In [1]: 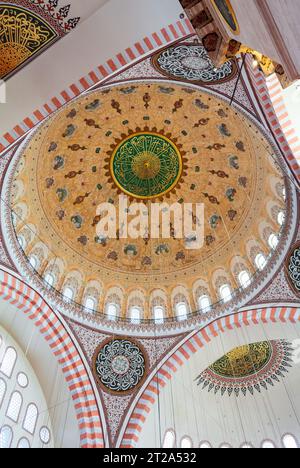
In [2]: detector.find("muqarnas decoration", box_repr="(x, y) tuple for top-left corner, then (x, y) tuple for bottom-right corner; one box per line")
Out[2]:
(196, 340), (294, 397)
(0, 0), (80, 78)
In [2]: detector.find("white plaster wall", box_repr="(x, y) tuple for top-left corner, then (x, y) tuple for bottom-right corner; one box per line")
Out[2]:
(220, 0), (282, 63)
(265, 0), (300, 74)
(138, 320), (300, 448)
(0, 0), (183, 137)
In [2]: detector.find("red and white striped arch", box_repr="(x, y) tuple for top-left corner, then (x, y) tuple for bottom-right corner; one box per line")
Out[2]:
(266, 74), (300, 167)
(244, 54), (300, 185)
(120, 306), (300, 448)
(0, 270), (105, 448)
(0, 18), (194, 154)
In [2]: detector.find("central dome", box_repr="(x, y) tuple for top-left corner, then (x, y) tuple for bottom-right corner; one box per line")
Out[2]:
(110, 131), (182, 199)
(9, 81), (288, 329)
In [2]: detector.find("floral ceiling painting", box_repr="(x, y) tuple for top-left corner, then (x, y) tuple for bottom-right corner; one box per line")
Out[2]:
(196, 340), (294, 397)
(0, 0), (80, 79)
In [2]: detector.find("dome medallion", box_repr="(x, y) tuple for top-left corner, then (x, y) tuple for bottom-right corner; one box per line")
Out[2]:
(93, 339), (146, 393)
(110, 132), (183, 200)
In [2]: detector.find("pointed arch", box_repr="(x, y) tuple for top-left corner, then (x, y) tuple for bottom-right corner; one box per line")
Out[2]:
(0, 270), (105, 448)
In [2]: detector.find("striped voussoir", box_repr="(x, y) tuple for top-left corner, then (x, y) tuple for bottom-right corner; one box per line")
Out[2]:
(245, 55), (300, 184)
(0, 19), (194, 155)
(0, 270), (104, 448)
(266, 74), (300, 174)
(120, 306), (300, 448)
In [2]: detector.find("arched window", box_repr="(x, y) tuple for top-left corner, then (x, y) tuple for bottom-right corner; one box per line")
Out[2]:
(199, 441), (212, 448)
(0, 378), (6, 408)
(0, 347), (17, 378)
(176, 302), (188, 321)
(0, 425), (13, 448)
(154, 306), (164, 324)
(219, 284), (232, 303)
(241, 443), (253, 448)
(198, 295), (211, 313)
(6, 391), (22, 422)
(63, 287), (74, 302)
(262, 440), (276, 448)
(238, 271), (251, 289)
(268, 234), (279, 250)
(278, 211), (285, 226)
(44, 273), (54, 287)
(181, 436), (192, 448)
(255, 253), (267, 271)
(106, 303), (118, 321)
(282, 187), (287, 201)
(29, 256), (38, 270)
(282, 434), (298, 448)
(163, 430), (175, 448)
(130, 307), (141, 324)
(84, 297), (96, 311)
(23, 404), (38, 434)
(17, 235), (26, 250)
(220, 443), (232, 448)
(18, 438), (30, 448)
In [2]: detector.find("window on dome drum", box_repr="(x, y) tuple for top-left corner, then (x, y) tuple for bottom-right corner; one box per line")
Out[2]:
(219, 284), (232, 303)
(17, 438), (30, 448)
(181, 437), (192, 448)
(282, 434), (298, 448)
(23, 403), (38, 434)
(154, 306), (164, 324)
(278, 211), (285, 226)
(241, 443), (253, 448)
(84, 297), (96, 311)
(62, 287), (74, 302)
(238, 271), (251, 289)
(29, 256), (38, 270)
(130, 307), (141, 324)
(262, 440), (276, 448)
(0, 378), (6, 407)
(220, 443), (232, 448)
(163, 430), (175, 448)
(176, 302), (188, 321)
(6, 391), (22, 422)
(106, 303), (118, 321)
(282, 187), (287, 201)
(0, 425), (13, 448)
(44, 273), (54, 287)
(17, 235), (26, 250)
(198, 295), (211, 313)
(255, 253), (267, 271)
(268, 234), (279, 250)
(0, 347), (17, 378)
(199, 441), (212, 448)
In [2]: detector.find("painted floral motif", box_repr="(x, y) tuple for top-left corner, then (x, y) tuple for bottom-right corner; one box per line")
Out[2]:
(196, 340), (294, 397)
(94, 339), (146, 393)
(153, 44), (236, 84)
(288, 247), (300, 293)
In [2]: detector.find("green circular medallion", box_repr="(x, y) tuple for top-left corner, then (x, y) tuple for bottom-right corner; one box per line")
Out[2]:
(110, 132), (182, 199)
